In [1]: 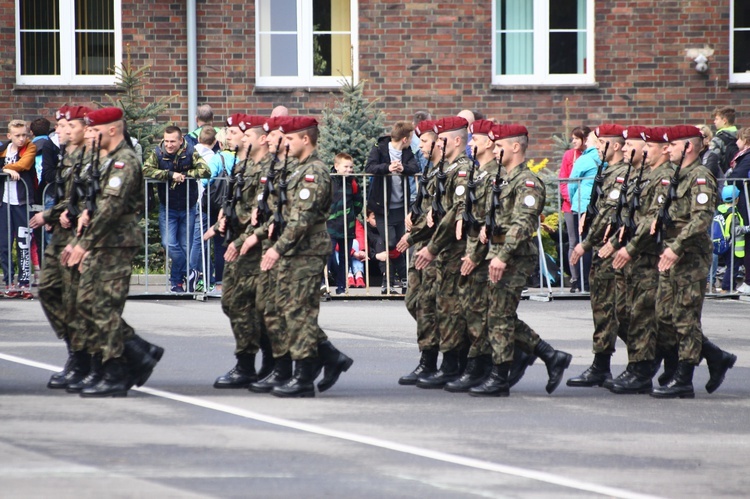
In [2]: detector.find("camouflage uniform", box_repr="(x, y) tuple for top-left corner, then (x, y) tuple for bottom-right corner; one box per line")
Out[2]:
(653, 161), (716, 364)
(74, 140), (143, 363)
(220, 153), (268, 356)
(580, 160), (630, 354)
(425, 152), (472, 354)
(484, 162), (545, 364)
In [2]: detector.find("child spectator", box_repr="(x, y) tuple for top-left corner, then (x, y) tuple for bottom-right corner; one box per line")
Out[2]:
(327, 153), (364, 294)
(189, 126), (218, 291)
(713, 185), (746, 292)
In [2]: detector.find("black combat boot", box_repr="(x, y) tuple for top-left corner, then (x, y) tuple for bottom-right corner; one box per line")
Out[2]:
(123, 335), (164, 388)
(444, 355), (492, 392)
(47, 340), (75, 388)
(213, 352), (257, 388)
(257, 334), (275, 380)
(701, 339), (737, 394)
(657, 346), (679, 386)
(80, 357), (131, 398)
(398, 348), (439, 385)
(66, 354), (103, 393)
(610, 361), (653, 394)
(317, 340), (354, 392)
(508, 348), (537, 388)
(534, 340), (573, 394)
(603, 363), (633, 390)
(468, 362), (512, 397)
(249, 354), (293, 393)
(48, 350), (90, 389)
(271, 357), (317, 398)
(650, 362), (695, 399)
(566, 352), (611, 388)
(416, 349), (461, 389)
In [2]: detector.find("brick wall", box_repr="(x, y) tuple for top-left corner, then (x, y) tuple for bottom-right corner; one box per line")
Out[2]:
(1, 0), (749, 163)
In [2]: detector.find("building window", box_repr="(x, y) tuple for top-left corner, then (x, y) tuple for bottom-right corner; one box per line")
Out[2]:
(256, 0), (358, 88)
(731, 0), (750, 83)
(492, 0), (594, 86)
(16, 0), (121, 86)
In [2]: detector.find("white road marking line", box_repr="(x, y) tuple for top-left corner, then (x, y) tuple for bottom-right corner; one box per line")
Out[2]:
(0, 352), (663, 499)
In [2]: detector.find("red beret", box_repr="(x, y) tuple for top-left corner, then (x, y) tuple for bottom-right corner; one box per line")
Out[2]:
(435, 117), (468, 134)
(65, 106), (92, 121)
(239, 115), (268, 131)
(55, 106), (70, 121)
(664, 125), (702, 142)
(415, 120), (437, 137)
(226, 113), (249, 129)
(641, 126), (670, 143)
(280, 116), (318, 134)
(469, 119), (495, 136)
(263, 116), (288, 133)
(84, 107), (123, 126)
(595, 124), (625, 138)
(489, 124), (528, 141)
(623, 125), (648, 140)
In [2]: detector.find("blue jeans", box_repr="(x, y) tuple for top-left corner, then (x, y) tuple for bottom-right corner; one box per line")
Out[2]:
(158, 204), (197, 287)
(190, 209), (211, 284)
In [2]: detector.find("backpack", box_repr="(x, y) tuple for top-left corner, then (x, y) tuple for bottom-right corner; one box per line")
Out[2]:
(205, 153), (230, 218)
(716, 131), (740, 173)
(712, 212), (731, 255)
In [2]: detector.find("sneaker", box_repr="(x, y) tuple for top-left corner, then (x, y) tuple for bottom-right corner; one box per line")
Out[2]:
(195, 278), (205, 292)
(171, 284), (185, 293)
(335, 287), (346, 295)
(570, 279), (580, 293)
(355, 275), (366, 288)
(186, 270), (199, 292)
(347, 274), (355, 287)
(736, 282), (750, 294)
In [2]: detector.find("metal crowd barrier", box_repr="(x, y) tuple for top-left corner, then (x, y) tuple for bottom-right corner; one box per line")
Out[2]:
(0, 174), (33, 293)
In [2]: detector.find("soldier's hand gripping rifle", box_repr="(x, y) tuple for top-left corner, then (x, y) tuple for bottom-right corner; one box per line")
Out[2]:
(461, 145), (480, 240)
(410, 139), (436, 218)
(223, 145), (251, 245)
(52, 144), (67, 205)
(605, 149), (635, 241)
(430, 137), (449, 224)
(67, 144), (87, 228)
(258, 136), (283, 224)
(654, 140), (689, 245)
(580, 141), (609, 240)
(622, 150), (648, 244)
(84, 134), (103, 216)
(485, 149), (506, 240)
(270, 144), (290, 242)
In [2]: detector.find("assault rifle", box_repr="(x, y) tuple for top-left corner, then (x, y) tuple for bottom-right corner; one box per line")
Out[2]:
(67, 144), (87, 228)
(605, 149), (635, 242)
(654, 141), (689, 245)
(430, 137), (449, 223)
(258, 136), (283, 224)
(621, 150), (648, 244)
(485, 149), (506, 239)
(410, 139), (436, 218)
(53, 144), (67, 205)
(85, 134), (103, 215)
(223, 145), (251, 245)
(580, 141), (609, 241)
(461, 145), (480, 239)
(270, 144), (290, 242)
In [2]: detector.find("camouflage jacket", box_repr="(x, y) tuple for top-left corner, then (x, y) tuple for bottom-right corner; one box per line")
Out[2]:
(43, 146), (84, 247)
(580, 160), (627, 252)
(405, 167), (439, 247)
(229, 152), (271, 258)
(426, 152), (472, 256)
(485, 160), (545, 263)
(623, 161), (675, 257)
(464, 158), (500, 265)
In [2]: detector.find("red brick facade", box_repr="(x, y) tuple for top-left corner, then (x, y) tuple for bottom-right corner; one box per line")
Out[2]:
(2, 1), (749, 161)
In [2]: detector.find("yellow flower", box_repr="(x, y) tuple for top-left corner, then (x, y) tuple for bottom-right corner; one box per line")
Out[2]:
(527, 158), (549, 173)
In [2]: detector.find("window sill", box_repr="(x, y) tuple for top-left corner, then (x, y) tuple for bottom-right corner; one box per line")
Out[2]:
(14, 84), (119, 92)
(490, 83), (599, 91)
(254, 86), (344, 94)
(728, 82), (750, 89)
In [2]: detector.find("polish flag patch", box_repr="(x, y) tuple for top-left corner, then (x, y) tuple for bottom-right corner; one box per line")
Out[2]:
(305, 174), (315, 182)
(114, 161), (125, 169)
(661, 179), (671, 185)
(525, 180), (535, 187)
(458, 171), (467, 177)
(260, 177), (267, 184)
(616, 176), (625, 183)
(696, 178), (706, 185)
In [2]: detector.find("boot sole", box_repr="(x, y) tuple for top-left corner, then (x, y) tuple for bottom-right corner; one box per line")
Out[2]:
(706, 354), (737, 394)
(80, 390), (128, 398)
(397, 377), (418, 386)
(468, 391), (510, 397)
(649, 391), (695, 399)
(213, 382), (255, 389)
(609, 385), (653, 395)
(271, 389), (315, 398)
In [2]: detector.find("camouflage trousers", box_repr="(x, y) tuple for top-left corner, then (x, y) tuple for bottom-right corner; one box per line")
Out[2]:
(589, 252), (627, 354)
(486, 255), (541, 365)
(405, 242), (439, 351)
(77, 247), (138, 362)
(435, 246), (468, 353)
(656, 251), (710, 364)
(38, 244), (74, 344)
(625, 253), (659, 362)
(221, 251), (262, 355)
(459, 260), (491, 358)
(273, 254), (328, 360)
(256, 242), (287, 358)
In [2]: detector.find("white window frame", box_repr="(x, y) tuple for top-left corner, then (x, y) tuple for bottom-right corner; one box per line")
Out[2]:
(491, 0), (595, 86)
(255, 0), (359, 88)
(15, 0), (122, 86)
(730, 1), (750, 84)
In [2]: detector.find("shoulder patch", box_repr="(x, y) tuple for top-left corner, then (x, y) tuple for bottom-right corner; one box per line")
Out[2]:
(525, 180), (536, 188)
(616, 176), (625, 184)
(260, 177), (267, 184)
(305, 174), (315, 182)
(445, 164), (459, 173)
(114, 161), (125, 169)
(661, 179), (670, 186)
(696, 178), (706, 185)
(458, 171), (467, 177)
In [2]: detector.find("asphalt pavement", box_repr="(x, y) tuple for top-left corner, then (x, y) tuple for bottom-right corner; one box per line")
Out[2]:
(1, 295), (749, 498)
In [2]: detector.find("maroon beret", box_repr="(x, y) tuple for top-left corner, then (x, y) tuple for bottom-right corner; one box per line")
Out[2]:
(55, 106), (70, 121)
(263, 116), (287, 133)
(280, 116), (318, 134)
(435, 117), (468, 134)
(623, 125), (648, 140)
(84, 107), (123, 126)
(65, 106), (92, 121)
(641, 126), (670, 143)
(226, 113), (249, 129)
(595, 124), (625, 138)
(239, 115), (268, 131)
(664, 125), (702, 142)
(415, 120), (437, 137)
(469, 119), (495, 136)
(489, 124), (528, 141)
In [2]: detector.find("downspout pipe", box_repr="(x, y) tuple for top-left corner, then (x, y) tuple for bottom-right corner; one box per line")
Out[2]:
(187, 0), (197, 130)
